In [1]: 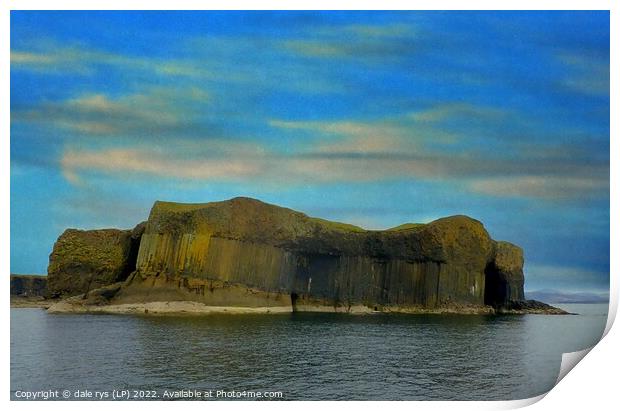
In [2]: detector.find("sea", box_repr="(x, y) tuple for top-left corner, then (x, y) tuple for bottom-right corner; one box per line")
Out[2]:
(10, 303), (608, 401)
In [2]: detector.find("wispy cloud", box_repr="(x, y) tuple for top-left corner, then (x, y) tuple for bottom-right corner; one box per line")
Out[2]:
(282, 23), (417, 61)
(11, 43), (214, 80)
(556, 51), (609, 96)
(409, 103), (508, 123)
(270, 118), (426, 152)
(11, 51), (55, 65)
(58, 111), (609, 203)
(12, 46), (140, 75)
(61, 140), (267, 184)
(268, 112), (608, 200)
(11, 37), (350, 95)
(14, 74), (607, 203)
(344, 23), (416, 38)
(59, 144), (608, 202)
(13, 86), (211, 137)
(11, 17), (609, 205)
(468, 176), (608, 200)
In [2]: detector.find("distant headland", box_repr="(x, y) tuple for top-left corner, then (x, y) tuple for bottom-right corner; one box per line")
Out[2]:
(13, 197), (566, 315)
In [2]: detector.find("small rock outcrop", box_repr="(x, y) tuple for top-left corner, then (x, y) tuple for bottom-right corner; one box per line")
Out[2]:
(10, 274), (47, 297)
(498, 299), (568, 315)
(47, 223), (144, 297)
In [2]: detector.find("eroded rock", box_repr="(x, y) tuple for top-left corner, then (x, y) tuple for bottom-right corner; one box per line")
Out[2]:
(47, 222), (145, 297)
(484, 241), (525, 308)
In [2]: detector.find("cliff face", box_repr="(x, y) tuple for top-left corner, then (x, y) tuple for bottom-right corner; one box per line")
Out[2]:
(485, 242), (525, 307)
(10, 274), (48, 297)
(47, 223), (144, 297)
(106, 197), (522, 311)
(45, 197), (528, 312)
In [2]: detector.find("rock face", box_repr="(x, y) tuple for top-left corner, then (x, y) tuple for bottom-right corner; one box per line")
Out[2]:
(46, 197), (539, 313)
(484, 241), (525, 307)
(102, 197), (521, 311)
(47, 223), (144, 297)
(10, 274), (47, 297)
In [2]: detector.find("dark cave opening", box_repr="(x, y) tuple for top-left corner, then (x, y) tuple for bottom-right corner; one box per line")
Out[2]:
(291, 292), (299, 311)
(484, 263), (506, 307)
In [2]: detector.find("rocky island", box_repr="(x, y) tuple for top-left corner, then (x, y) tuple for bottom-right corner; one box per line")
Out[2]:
(31, 197), (564, 315)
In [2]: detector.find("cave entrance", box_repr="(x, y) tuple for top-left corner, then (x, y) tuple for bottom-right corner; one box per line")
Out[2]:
(484, 263), (505, 307)
(291, 292), (299, 312)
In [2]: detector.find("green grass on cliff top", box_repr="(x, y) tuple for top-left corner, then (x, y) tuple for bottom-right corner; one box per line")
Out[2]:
(310, 217), (366, 232)
(153, 198), (425, 233)
(386, 223), (426, 231)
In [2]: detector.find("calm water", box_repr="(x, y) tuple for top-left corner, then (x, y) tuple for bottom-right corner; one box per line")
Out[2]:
(10, 304), (608, 400)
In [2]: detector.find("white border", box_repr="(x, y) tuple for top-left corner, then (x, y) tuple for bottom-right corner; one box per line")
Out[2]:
(2, 1), (617, 410)
(0, 1), (616, 11)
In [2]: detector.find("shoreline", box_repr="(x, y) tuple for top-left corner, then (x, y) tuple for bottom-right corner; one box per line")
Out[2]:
(10, 297), (54, 309)
(40, 299), (569, 316)
(47, 300), (295, 315)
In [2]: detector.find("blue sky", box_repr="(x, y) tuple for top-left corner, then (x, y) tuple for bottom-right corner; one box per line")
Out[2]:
(10, 11), (609, 293)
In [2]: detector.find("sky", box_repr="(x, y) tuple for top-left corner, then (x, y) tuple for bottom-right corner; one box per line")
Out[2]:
(10, 11), (609, 293)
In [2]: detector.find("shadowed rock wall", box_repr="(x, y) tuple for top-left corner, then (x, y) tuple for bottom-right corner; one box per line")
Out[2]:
(485, 241), (525, 307)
